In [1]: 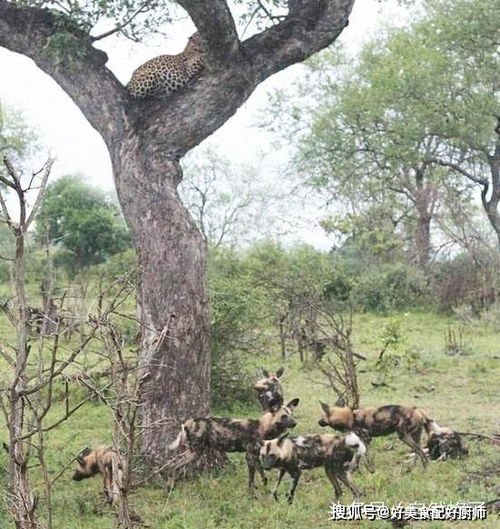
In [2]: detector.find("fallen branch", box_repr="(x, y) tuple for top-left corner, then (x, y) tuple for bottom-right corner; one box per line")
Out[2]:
(456, 432), (500, 444)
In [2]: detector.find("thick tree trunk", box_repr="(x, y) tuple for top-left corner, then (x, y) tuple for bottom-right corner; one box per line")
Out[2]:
(414, 212), (432, 268)
(484, 193), (500, 247)
(483, 132), (500, 248)
(413, 167), (436, 269)
(112, 143), (210, 463)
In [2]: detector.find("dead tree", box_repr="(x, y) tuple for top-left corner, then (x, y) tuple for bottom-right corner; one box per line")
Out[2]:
(0, 155), (113, 529)
(311, 304), (365, 408)
(91, 279), (141, 528)
(0, 155), (52, 529)
(0, 0), (355, 465)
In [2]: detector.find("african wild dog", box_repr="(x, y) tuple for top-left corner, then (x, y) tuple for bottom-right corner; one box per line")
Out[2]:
(72, 445), (125, 505)
(426, 427), (468, 461)
(254, 367), (284, 411)
(168, 398), (300, 490)
(318, 401), (442, 467)
(260, 432), (368, 504)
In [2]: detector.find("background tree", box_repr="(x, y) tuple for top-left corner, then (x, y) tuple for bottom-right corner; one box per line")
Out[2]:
(410, 0), (500, 246)
(0, 101), (37, 162)
(35, 175), (131, 276)
(245, 241), (336, 361)
(0, 0), (356, 464)
(0, 101), (39, 281)
(180, 149), (288, 249)
(267, 0), (499, 265)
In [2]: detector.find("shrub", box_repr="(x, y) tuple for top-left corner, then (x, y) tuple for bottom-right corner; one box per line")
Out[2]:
(352, 263), (428, 313)
(431, 252), (499, 313)
(209, 248), (269, 408)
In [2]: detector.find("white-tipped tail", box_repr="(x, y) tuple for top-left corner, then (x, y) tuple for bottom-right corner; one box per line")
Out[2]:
(345, 432), (366, 456)
(168, 424), (186, 451)
(426, 420), (453, 436)
(108, 454), (124, 505)
(295, 436), (306, 447)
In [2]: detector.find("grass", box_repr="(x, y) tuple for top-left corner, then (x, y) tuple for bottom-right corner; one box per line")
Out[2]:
(1, 310), (500, 528)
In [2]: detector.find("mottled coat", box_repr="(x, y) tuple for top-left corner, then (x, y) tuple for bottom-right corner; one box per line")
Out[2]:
(168, 398), (300, 489)
(318, 402), (439, 466)
(260, 432), (367, 503)
(72, 445), (125, 505)
(253, 367), (284, 411)
(426, 429), (468, 460)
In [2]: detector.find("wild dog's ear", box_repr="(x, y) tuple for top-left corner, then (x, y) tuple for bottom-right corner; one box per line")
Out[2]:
(355, 428), (372, 445)
(334, 396), (346, 407)
(262, 369), (270, 378)
(286, 398), (300, 409)
(277, 432), (289, 446)
(319, 401), (330, 414)
(76, 447), (91, 464)
(268, 395), (282, 412)
(276, 367), (284, 378)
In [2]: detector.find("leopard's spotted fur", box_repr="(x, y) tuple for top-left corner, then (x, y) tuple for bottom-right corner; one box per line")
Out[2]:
(127, 33), (205, 99)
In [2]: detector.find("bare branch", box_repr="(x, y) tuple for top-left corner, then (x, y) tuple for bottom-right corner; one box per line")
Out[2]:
(0, 1), (128, 139)
(25, 158), (54, 229)
(0, 188), (13, 229)
(430, 157), (489, 186)
(91, 1), (150, 42)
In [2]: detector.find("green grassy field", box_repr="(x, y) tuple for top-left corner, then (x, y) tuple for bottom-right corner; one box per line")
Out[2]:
(1, 311), (499, 528)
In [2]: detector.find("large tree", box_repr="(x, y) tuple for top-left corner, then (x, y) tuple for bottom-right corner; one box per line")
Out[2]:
(0, 0), (355, 472)
(266, 0), (499, 263)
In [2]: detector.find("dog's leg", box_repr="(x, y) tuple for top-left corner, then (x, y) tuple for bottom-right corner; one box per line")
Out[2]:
(272, 468), (286, 501)
(246, 450), (256, 492)
(286, 468), (301, 504)
(337, 471), (362, 498)
(255, 456), (268, 487)
(411, 427), (423, 447)
(399, 431), (428, 468)
(325, 464), (343, 499)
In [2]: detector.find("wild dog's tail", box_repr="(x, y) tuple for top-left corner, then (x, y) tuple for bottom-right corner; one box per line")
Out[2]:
(415, 408), (452, 436)
(345, 432), (367, 457)
(344, 431), (369, 472)
(168, 424), (187, 451)
(108, 450), (125, 505)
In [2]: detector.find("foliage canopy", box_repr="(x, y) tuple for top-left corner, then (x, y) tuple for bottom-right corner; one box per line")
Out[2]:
(35, 175), (131, 274)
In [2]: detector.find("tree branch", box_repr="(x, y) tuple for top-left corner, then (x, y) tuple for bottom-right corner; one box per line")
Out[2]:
(91, 1), (151, 42)
(430, 157), (489, 186)
(245, 0), (354, 84)
(0, 1), (128, 140)
(176, 0), (240, 62)
(142, 0), (355, 156)
(25, 158), (54, 229)
(1, 0), (354, 165)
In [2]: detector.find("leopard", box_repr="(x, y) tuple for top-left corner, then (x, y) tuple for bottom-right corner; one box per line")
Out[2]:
(126, 32), (205, 99)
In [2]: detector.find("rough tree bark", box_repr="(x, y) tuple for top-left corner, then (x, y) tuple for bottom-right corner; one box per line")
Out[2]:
(0, 0), (355, 464)
(413, 166), (437, 268)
